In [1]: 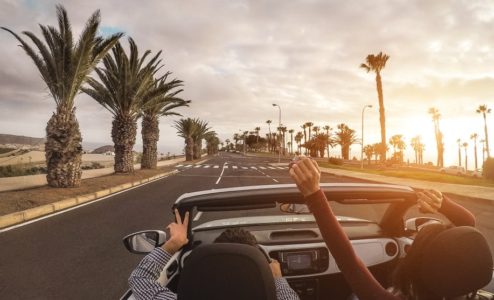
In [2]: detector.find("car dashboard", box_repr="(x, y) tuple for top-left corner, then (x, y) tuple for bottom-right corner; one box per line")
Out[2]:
(190, 218), (406, 300)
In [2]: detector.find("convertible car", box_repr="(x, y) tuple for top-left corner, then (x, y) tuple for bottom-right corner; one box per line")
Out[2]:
(120, 183), (494, 300)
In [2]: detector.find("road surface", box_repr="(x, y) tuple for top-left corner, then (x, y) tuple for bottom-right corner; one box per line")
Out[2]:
(0, 152), (492, 299)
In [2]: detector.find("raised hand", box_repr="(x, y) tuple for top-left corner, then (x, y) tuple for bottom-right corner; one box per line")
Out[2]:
(289, 156), (321, 197)
(417, 190), (443, 214)
(162, 209), (190, 254)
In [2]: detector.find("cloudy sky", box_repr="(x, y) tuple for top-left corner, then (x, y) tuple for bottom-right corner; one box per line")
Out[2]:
(1, 0), (494, 168)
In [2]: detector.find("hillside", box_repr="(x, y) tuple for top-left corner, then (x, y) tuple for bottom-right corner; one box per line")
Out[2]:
(0, 134), (45, 146)
(91, 145), (114, 154)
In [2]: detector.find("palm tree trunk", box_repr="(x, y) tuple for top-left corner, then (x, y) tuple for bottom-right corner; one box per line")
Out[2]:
(193, 139), (201, 159)
(484, 113), (490, 157)
(45, 108), (83, 187)
(375, 72), (386, 163)
(141, 114), (159, 169)
(474, 141), (478, 169)
(112, 114), (137, 173)
(185, 137), (194, 161)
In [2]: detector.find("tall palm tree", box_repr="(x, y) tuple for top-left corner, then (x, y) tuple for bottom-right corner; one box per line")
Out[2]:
(361, 52), (390, 163)
(301, 124), (308, 155)
(140, 74), (189, 169)
(83, 38), (162, 173)
(471, 133), (478, 169)
(204, 131), (220, 155)
(2, 5), (122, 187)
(323, 125), (332, 159)
(477, 105), (491, 158)
(313, 126), (320, 135)
(480, 139), (486, 163)
(335, 123), (358, 160)
(305, 122), (314, 140)
(428, 107), (444, 167)
(174, 118), (197, 161)
(463, 142), (469, 170)
(410, 136), (419, 164)
(295, 132), (304, 154)
(456, 138), (462, 166)
(266, 120), (272, 152)
(288, 129), (294, 154)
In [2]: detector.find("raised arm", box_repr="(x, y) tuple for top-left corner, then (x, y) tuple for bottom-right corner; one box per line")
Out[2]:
(289, 157), (399, 300)
(417, 190), (475, 227)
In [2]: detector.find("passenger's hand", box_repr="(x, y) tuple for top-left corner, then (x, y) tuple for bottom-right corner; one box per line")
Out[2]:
(162, 209), (189, 254)
(289, 156), (321, 197)
(269, 259), (282, 279)
(417, 190), (443, 214)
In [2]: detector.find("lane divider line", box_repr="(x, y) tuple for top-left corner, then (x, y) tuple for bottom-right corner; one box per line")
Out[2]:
(215, 162), (227, 185)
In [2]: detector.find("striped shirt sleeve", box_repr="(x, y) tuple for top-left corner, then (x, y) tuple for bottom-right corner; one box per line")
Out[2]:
(128, 247), (176, 300)
(274, 278), (301, 300)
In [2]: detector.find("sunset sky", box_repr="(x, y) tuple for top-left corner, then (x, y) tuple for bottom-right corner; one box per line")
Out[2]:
(1, 0), (494, 169)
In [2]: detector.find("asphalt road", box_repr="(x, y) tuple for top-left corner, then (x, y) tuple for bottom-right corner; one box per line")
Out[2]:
(0, 152), (493, 299)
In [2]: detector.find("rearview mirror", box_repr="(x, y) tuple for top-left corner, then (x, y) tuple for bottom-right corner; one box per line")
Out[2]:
(123, 230), (167, 254)
(404, 217), (442, 232)
(279, 203), (310, 214)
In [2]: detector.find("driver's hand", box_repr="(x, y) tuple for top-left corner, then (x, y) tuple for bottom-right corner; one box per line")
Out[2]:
(417, 190), (443, 214)
(289, 156), (321, 197)
(162, 209), (189, 254)
(269, 259), (282, 279)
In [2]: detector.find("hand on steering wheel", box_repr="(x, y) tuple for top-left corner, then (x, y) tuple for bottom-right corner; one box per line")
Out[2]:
(417, 189), (443, 214)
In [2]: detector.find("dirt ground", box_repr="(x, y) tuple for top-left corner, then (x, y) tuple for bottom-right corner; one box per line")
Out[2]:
(0, 166), (174, 216)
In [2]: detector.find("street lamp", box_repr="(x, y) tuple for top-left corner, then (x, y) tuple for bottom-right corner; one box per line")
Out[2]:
(361, 104), (373, 169)
(272, 103), (281, 163)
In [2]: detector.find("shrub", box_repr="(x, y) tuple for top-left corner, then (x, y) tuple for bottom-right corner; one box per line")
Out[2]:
(483, 158), (494, 180)
(328, 157), (343, 165)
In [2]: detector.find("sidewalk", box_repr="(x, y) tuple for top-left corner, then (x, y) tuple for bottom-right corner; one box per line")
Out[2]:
(0, 157), (185, 192)
(321, 167), (494, 201)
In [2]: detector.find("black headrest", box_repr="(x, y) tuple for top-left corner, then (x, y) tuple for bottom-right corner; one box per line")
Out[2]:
(419, 226), (493, 298)
(177, 243), (277, 300)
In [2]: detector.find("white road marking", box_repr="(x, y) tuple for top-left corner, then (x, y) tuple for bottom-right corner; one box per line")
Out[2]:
(213, 165), (219, 168)
(193, 211), (203, 221)
(204, 165), (210, 168)
(232, 166), (238, 169)
(242, 167), (248, 170)
(194, 165), (201, 168)
(176, 164), (183, 167)
(268, 167), (276, 169)
(272, 178), (279, 182)
(185, 165), (192, 168)
(215, 162), (227, 185)
(277, 167), (285, 170)
(259, 167), (266, 169)
(251, 166), (257, 170)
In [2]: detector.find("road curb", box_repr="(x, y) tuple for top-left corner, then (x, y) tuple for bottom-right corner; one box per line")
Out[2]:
(0, 170), (178, 229)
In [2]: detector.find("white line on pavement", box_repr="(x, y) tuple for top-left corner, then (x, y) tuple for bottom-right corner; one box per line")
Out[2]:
(176, 164), (183, 167)
(232, 166), (238, 169)
(215, 162), (227, 185)
(213, 165), (219, 168)
(204, 165), (210, 168)
(251, 166), (257, 169)
(242, 167), (248, 170)
(185, 165), (192, 168)
(268, 167), (276, 169)
(259, 167), (266, 169)
(194, 165), (201, 168)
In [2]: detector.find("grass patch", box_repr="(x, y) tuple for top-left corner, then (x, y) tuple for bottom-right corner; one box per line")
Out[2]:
(319, 162), (494, 188)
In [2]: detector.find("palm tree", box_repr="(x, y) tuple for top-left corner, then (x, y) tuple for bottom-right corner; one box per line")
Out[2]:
(477, 105), (491, 158)
(389, 135), (406, 163)
(83, 38), (162, 173)
(192, 120), (212, 159)
(295, 132), (303, 154)
(278, 126), (287, 155)
(480, 139), (486, 163)
(205, 131), (220, 155)
(288, 129), (295, 154)
(174, 118), (197, 161)
(305, 122), (314, 141)
(361, 52), (390, 163)
(335, 123), (358, 160)
(363, 145), (374, 165)
(233, 133), (240, 151)
(266, 120), (272, 152)
(428, 107), (444, 167)
(313, 126), (320, 135)
(410, 136), (419, 164)
(140, 74), (189, 169)
(2, 5), (122, 187)
(323, 125), (332, 158)
(301, 124), (308, 155)
(463, 142), (469, 170)
(225, 139), (231, 151)
(456, 138), (462, 166)
(471, 133), (478, 169)
(255, 127), (261, 144)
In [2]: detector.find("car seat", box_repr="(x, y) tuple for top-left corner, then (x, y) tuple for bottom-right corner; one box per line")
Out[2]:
(177, 243), (277, 300)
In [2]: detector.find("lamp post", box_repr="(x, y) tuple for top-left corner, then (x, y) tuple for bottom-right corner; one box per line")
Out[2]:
(273, 103), (281, 163)
(361, 104), (372, 169)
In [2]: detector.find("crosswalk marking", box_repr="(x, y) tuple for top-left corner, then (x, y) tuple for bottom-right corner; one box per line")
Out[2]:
(176, 164), (288, 171)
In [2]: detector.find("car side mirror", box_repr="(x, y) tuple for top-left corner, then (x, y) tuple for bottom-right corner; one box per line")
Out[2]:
(404, 217), (442, 232)
(123, 230), (167, 254)
(279, 203), (310, 214)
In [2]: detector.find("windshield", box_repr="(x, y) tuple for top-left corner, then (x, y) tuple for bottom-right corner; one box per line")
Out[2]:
(192, 202), (390, 228)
